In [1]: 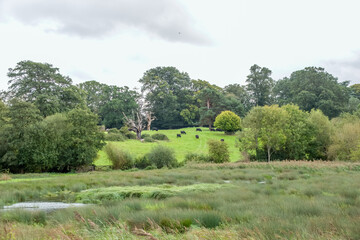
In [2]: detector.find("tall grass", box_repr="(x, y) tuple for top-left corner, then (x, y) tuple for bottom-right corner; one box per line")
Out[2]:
(0, 162), (360, 239)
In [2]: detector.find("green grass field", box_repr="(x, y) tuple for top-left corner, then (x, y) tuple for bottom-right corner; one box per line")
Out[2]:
(94, 127), (242, 166)
(1, 161), (360, 239)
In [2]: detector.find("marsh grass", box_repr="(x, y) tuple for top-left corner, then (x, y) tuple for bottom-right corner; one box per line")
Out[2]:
(0, 162), (360, 239)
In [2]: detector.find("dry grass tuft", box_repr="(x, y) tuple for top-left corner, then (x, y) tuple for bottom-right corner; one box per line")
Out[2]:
(0, 173), (11, 181)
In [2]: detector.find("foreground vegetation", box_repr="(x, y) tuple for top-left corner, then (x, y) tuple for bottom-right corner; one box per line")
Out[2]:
(1, 161), (360, 239)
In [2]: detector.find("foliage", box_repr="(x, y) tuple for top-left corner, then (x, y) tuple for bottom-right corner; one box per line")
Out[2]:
(143, 136), (156, 142)
(0, 104), (105, 173)
(5, 60), (85, 117)
(273, 67), (350, 118)
(214, 111), (241, 134)
(198, 87), (224, 129)
(184, 153), (210, 163)
(246, 64), (274, 106)
(207, 139), (230, 163)
(147, 145), (178, 168)
(139, 66), (193, 129)
(105, 143), (134, 170)
(307, 109), (332, 159)
(151, 133), (169, 141)
(104, 133), (126, 141)
(239, 105), (288, 162)
(79, 81), (139, 128)
(134, 156), (152, 169)
(328, 116), (360, 161)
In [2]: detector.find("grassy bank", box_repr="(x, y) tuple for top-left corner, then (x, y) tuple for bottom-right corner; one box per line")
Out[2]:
(0, 161), (360, 239)
(94, 127), (242, 166)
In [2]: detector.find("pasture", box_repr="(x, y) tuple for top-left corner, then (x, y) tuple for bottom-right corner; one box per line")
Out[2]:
(94, 127), (242, 166)
(0, 161), (360, 239)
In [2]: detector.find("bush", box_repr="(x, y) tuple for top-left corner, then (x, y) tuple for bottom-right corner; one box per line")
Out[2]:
(147, 145), (178, 169)
(107, 128), (120, 134)
(184, 153), (210, 163)
(104, 133), (126, 141)
(143, 136), (156, 142)
(134, 156), (152, 169)
(125, 132), (137, 139)
(151, 133), (169, 141)
(208, 139), (230, 163)
(141, 133), (151, 139)
(214, 111), (241, 134)
(105, 143), (134, 170)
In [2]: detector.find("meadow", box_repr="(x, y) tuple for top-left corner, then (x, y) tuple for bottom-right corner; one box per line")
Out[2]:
(1, 161), (360, 239)
(94, 127), (242, 166)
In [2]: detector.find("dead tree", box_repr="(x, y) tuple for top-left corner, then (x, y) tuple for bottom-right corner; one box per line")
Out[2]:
(146, 112), (156, 131)
(123, 110), (145, 140)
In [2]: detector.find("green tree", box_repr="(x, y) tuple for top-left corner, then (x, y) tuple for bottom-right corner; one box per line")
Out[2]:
(224, 83), (251, 113)
(239, 105), (288, 162)
(5, 61), (84, 117)
(273, 104), (313, 160)
(79, 81), (139, 128)
(139, 67), (192, 129)
(198, 87), (224, 129)
(307, 109), (332, 159)
(0, 99), (42, 172)
(58, 108), (105, 171)
(246, 64), (274, 106)
(208, 139), (230, 163)
(273, 67), (350, 118)
(214, 110), (241, 134)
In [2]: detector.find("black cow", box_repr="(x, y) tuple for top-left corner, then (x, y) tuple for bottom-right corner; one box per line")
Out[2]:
(195, 135), (199, 139)
(177, 134), (181, 138)
(181, 131), (186, 134)
(196, 128), (202, 132)
(153, 127), (158, 131)
(216, 128), (223, 132)
(220, 139), (224, 142)
(210, 128), (216, 131)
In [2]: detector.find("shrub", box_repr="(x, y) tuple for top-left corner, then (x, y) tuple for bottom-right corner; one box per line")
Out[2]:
(184, 153), (210, 163)
(126, 132), (137, 139)
(134, 156), (152, 169)
(151, 133), (169, 141)
(104, 133), (126, 141)
(141, 133), (151, 139)
(105, 143), (134, 170)
(147, 145), (178, 168)
(208, 139), (230, 163)
(144, 136), (156, 142)
(214, 111), (241, 134)
(107, 128), (120, 134)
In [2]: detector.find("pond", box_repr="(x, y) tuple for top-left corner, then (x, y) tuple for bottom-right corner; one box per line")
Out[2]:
(2, 202), (88, 212)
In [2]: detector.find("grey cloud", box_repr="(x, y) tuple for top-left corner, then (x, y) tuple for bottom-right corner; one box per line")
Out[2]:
(0, 0), (211, 45)
(324, 54), (360, 84)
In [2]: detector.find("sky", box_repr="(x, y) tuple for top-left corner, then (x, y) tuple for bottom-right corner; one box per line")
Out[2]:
(0, 0), (360, 92)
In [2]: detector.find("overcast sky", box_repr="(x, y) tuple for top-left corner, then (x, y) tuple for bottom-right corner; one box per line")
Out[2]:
(0, 0), (360, 92)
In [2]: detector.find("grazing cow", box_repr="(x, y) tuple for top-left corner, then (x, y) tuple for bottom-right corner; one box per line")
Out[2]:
(195, 135), (199, 139)
(196, 128), (202, 132)
(210, 128), (216, 131)
(153, 127), (158, 131)
(216, 128), (223, 132)
(177, 134), (181, 138)
(220, 139), (224, 142)
(181, 131), (186, 134)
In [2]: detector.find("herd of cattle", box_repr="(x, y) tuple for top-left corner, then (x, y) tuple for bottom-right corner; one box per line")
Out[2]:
(168, 128), (225, 141)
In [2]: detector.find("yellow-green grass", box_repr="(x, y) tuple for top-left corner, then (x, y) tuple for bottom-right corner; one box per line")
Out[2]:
(94, 127), (242, 166)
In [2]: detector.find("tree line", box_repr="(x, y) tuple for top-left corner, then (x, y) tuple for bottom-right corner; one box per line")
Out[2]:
(0, 60), (360, 172)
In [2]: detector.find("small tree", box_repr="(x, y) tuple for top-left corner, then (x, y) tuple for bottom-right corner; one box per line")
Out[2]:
(208, 139), (230, 163)
(214, 111), (241, 134)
